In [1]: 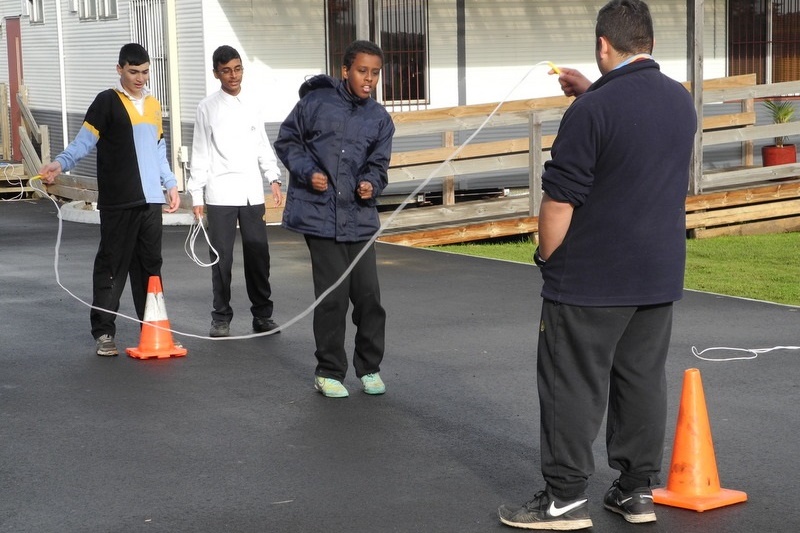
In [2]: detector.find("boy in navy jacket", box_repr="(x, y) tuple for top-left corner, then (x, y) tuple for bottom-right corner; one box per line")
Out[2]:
(275, 40), (395, 398)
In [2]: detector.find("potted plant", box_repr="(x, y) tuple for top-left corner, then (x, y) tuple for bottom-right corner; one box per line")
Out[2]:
(761, 99), (797, 167)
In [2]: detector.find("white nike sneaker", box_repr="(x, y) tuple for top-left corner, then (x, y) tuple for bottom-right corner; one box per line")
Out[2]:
(498, 488), (592, 530)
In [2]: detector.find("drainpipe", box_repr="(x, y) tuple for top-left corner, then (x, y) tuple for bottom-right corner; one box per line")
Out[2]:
(55, 0), (68, 151)
(164, 0), (185, 190)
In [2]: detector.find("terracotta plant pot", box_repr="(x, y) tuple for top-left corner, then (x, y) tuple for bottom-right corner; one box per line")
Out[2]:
(762, 144), (797, 167)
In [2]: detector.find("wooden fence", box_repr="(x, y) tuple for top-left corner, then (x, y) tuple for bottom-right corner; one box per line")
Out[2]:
(6, 75), (800, 243)
(378, 74), (800, 245)
(0, 84), (50, 197)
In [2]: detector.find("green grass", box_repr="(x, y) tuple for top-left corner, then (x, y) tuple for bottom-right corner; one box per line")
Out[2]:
(434, 232), (800, 306)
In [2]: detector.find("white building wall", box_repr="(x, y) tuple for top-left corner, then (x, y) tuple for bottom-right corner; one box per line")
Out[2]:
(17, 2), (131, 115)
(426, 0), (459, 108)
(191, 0), (326, 124)
(460, 0), (729, 105)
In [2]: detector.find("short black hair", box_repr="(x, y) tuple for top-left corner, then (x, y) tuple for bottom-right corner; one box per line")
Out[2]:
(596, 0), (654, 55)
(118, 43), (150, 67)
(212, 45), (241, 71)
(342, 40), (384, 69)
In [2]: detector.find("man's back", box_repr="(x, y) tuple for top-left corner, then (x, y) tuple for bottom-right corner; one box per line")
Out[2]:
(541, 60), (697, 306)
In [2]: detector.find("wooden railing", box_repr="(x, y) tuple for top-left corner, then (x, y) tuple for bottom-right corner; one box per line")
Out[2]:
(7, 75), (800, 242)
(378, 74), (800, 243)
(0, 84), (49, 197)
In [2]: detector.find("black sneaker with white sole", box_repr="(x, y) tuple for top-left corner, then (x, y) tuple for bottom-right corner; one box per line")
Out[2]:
(603, 480), (657, 523)
(498, 488), (592, 530)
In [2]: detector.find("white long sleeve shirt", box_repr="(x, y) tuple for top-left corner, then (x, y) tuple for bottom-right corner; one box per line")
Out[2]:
(187, 88), (281, 207)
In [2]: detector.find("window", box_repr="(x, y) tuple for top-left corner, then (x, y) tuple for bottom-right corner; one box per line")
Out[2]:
(77, 0), (116, 20)
(729, 0), (800, 83)
(130, 0), (170, 116)
(380, 0), (428, 108)
(78, 0), (97, 20)
(326, 0), (429, 110)
(99, 0), (118, 19)
(27, 0), (44, 23)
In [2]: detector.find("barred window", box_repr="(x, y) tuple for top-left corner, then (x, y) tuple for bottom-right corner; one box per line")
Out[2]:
(130, 0), (170, 116)
(326, 0), (429, 110)
(729, 0), (800, 83)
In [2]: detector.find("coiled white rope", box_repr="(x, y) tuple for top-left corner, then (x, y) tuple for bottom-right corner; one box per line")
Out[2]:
(1, 163), (27, 201)
(691, 345), (800, 362)
(184, 216), (219, 267)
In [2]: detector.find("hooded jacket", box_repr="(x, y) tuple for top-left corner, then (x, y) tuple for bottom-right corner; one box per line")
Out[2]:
(274, 75), (395, 241)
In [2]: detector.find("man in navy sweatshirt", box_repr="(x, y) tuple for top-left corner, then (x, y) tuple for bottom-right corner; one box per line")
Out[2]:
(498, 1), (697, 529)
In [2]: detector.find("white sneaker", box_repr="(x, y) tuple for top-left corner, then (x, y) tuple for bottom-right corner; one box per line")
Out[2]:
(360, 373), (386, 395)
(314, 376), (349, 398)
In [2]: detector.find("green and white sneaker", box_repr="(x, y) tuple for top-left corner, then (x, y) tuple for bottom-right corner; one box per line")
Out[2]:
(360, 373), (386, 395)
(314, 376), (349, 398)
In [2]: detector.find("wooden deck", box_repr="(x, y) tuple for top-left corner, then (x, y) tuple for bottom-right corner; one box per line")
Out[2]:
(376, 180), (800, 247)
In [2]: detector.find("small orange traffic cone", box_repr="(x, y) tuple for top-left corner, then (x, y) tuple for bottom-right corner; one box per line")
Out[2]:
(653, 368), (747, 511)
(126, 276), (188, 360)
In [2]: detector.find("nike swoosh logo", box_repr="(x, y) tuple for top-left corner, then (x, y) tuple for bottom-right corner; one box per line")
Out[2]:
(548, 499), (587, 517)
(621, 495), (654, 504)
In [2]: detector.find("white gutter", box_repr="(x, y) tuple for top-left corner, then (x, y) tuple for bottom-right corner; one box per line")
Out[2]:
(55, 0), (68, 151)
(164, 0), (184, 190)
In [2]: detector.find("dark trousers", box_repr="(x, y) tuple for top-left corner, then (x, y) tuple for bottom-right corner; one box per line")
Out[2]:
(91, 204), (163, 339)
(206, 203), (273, 323)
(304, 235), (385, 381)
(537, 300), (672, 499)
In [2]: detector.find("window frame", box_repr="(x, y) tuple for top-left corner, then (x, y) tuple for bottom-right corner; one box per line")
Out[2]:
(728, 0), (800, 84)
(99, 0), (118, 20)
(27, 0), (45, 23)
(325, 0), (430, 110)
(78, 0), (98, 21)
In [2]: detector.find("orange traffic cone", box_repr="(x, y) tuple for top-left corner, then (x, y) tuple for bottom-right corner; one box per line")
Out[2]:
(126, 276), (188, 360)
(653, 368), (747, 511)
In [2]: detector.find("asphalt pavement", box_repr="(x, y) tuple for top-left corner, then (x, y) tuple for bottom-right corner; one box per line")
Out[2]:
(1, 198), (799, 532)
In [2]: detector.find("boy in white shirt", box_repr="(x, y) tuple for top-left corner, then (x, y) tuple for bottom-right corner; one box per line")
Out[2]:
(188, 45), (282, 337)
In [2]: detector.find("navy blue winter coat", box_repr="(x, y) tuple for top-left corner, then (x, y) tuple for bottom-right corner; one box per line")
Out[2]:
(274, 75), (395, 242)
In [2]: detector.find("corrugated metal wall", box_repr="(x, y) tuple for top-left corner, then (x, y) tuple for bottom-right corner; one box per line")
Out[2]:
(20, 2), (130, 116)
(174, 0), (206, 152)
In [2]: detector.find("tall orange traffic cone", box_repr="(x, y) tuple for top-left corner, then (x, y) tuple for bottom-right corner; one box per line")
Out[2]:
(126, 276), (188, 360)
(653, 368), (747, 511)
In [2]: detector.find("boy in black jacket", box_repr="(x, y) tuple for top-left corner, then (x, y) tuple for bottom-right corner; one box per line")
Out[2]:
(40, 43), (180, 357)
(274, 40), (395, 398)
